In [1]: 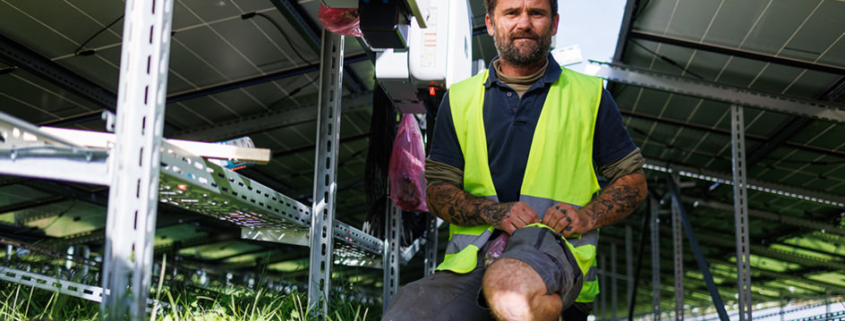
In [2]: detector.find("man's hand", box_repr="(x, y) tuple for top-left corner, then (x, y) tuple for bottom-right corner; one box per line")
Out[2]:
(494, 202), (540, 235)
(542, 172), (648, 237)
(427, 181), (540, 234)
(542, 202), (590, 237)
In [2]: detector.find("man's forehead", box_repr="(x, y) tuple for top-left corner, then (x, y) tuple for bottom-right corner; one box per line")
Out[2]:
(494, 0), (552, 11)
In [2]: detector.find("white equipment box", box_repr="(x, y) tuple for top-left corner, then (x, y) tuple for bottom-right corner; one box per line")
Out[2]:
(375, 0), (472, 113)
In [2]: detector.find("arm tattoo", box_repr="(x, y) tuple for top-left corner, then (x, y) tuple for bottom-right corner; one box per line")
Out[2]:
(427, 181), (512, 227)
(582, 173), (646, 230)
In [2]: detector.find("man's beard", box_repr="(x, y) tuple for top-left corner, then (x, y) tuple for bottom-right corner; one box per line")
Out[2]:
(493, 27), (552, 66)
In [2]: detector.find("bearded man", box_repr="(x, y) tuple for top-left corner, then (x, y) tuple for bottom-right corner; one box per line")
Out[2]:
(381, 0), (647, 320)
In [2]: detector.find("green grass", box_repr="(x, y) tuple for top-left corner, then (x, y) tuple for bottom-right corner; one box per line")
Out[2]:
(0, 280), (381, 321)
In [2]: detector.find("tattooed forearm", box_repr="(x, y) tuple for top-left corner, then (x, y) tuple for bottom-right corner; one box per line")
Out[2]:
(427, 181), (512, 227)
(581, 173), (647, 230)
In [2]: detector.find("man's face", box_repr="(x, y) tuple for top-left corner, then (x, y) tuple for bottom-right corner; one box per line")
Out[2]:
(486, 0), (559, 66)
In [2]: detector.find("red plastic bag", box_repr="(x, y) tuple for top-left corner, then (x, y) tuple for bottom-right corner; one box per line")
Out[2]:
(317, 4), (363, 37)
(389, 114), (428, 212)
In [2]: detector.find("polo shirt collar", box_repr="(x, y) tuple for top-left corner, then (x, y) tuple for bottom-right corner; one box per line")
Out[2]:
(483, 53), (563, 89)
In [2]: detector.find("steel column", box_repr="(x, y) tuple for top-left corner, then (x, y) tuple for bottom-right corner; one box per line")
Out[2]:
(101, 0), (174, 318)
(383, 200), (401, 312)
(601, 254), (607, 321)
(625, 225), (634, 320)
(666, 178), (729, 321)
(671, 175), (684, 321)
(612, 244), (619, 321)
(308, 29), (345, 317)
(732, 105), (753, 321)
(650, 196), (661, 321)
(423, 213), (439, 276)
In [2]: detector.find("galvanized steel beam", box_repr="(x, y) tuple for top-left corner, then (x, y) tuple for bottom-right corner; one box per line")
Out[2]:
(732, 105), (753, 321)
(667, 177), (730, 321)
(308, 29), (345, 317)
(101, 0), (174, 318)
(594, 62), (845, 124)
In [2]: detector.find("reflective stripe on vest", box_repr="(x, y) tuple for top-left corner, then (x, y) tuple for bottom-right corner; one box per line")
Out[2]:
(436, 67), (604, 303)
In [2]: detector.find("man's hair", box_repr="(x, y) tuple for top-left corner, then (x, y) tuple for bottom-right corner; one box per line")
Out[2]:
(484, 0), (558, 19)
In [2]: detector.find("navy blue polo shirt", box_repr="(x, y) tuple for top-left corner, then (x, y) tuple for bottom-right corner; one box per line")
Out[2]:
(428, 55), (637, 203)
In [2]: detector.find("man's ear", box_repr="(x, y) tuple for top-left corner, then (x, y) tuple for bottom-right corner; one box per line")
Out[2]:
(552, 14), (559, 35)
(486, 14), (495, 36)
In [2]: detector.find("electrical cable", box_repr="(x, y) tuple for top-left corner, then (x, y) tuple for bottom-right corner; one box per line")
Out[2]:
(74, 15), (124, 57)
(630, 40), (705, 80)
(267, 77), (319, 110)
(242, 12), (313, 67)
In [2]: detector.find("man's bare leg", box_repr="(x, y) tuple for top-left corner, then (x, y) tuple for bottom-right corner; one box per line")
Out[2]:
(482, 258), (562, 321)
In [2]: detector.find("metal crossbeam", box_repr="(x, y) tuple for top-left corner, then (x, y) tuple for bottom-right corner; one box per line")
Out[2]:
(683, 196), (845, 236)
(0, 266), (105, 302)
(0, 33), (116, 109)
(694, 232), (845, 270)
(593, 62), (845, 123)
(0, 111), (112, 186)
(643, 162), (845, 207)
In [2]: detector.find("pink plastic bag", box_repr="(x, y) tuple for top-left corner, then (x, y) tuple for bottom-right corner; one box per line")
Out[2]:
(317, 4), (363, 37)
(389, 114), (428, 212)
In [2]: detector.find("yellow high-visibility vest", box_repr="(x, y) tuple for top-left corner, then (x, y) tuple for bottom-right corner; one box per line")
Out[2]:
(436, 66), (603, 303)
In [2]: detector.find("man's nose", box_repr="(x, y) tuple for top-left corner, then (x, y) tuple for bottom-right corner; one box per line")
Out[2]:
(515, 12), (532, 29)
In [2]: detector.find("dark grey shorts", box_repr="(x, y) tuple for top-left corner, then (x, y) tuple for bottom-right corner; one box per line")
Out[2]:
(381, 226), (586, 321)
(498, 226), (584, 310)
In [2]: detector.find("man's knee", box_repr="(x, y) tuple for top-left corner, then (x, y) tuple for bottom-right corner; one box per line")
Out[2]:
(482, 258), (561, 320)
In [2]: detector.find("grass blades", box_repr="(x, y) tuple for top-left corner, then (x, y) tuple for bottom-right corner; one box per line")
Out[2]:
(0, 280), (381, 320)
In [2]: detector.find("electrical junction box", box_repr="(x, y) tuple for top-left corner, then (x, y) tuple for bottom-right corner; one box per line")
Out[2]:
(375, 0), (472, 114)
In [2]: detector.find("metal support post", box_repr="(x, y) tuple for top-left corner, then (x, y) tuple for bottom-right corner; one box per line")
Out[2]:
(612, 244), (618, 321)
(66, 246), (74, 270)
(601, 254), (607, 321)
(671, 174), (684, 321)
(308, 29), (346, 317)
(650, 196), (661, 321)
(667, 177), (729, 321)
(383, 200), (401, 312)
(101, 0), (174, 319)
(82, 246), (91, 278)
(594, 297), (599, 320)
(423, 213), (439, 276)
(731, 105), (753, 321)
(625, 225), (634, 320)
